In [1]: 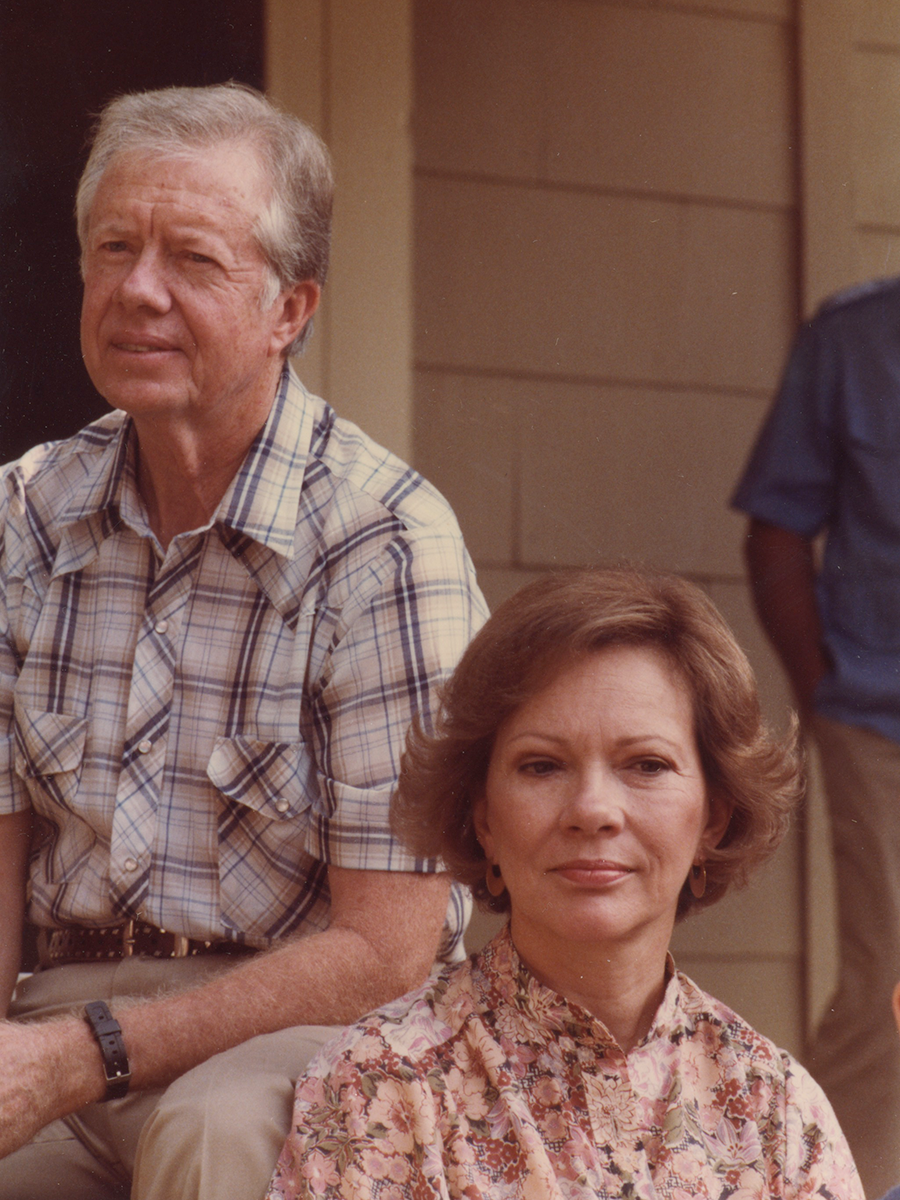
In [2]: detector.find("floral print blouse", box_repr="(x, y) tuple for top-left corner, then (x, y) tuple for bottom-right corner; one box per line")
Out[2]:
(268, 926), (863, 1200)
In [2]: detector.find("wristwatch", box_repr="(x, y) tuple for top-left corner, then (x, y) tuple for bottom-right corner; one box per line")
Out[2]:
(84, 1000), (131, 1102)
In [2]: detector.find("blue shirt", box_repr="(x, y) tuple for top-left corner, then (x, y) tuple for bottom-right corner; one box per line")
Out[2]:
(733, 277), (900, 743)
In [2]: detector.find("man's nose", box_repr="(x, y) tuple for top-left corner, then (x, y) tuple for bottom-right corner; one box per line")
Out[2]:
(116, 248), (171, 310)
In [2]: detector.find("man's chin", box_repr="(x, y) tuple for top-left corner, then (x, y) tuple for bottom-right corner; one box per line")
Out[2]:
(97, 381), (192, 417)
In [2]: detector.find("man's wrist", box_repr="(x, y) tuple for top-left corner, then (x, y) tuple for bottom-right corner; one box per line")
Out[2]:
(83, 1001), (131, 1101)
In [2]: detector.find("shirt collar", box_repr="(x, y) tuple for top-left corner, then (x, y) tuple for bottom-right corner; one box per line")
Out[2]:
(215, 363), (313, 558)
(480, 924), (684, 1051)
(55, 363), (312, 562)
(57, 412), (135, 531)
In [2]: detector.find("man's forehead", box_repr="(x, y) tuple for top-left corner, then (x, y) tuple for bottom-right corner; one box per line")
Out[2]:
(89, 142), (268, 227)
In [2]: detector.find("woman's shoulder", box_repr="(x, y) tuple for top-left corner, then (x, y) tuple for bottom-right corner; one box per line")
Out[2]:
(674, 969), (793, 1072)
(674, 972), (863, 1192)
(674, 970), (851, 1125)
(305, 955), (484, 1081)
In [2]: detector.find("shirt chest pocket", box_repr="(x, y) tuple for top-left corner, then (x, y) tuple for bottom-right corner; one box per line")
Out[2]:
(208, 736), (318, 934)
(13, 703), (88, 813)
(207, 735), (315, 822)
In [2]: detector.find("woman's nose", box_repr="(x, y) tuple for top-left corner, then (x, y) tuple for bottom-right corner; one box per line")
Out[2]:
(563, 767), (626, 832)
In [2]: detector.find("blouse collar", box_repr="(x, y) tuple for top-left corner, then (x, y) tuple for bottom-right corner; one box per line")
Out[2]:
(477, 923), (684, 1053)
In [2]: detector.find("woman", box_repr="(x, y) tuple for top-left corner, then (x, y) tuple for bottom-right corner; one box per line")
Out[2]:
(268, 568), (863, 1200)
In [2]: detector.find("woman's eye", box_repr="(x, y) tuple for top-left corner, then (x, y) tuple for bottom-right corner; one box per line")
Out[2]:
(635, 758), (670, 775)
(186, 252), (214, 265)
(519, 759), (560, 777)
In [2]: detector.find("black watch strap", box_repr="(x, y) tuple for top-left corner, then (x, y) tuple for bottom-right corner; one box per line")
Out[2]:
(84, 1000), (131, 1102)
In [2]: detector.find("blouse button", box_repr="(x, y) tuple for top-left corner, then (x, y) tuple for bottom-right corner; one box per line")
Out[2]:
(124, 857), (139, 873)
(274, 799), (290, 814)
(138, 739), (152, 755)
(154, 620), (168, 635)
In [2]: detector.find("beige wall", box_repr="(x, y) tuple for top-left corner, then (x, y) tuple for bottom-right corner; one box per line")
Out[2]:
(802, 3), (900, 308)
(265, 0), (900, 1062)
(412, 0), (805, 1054)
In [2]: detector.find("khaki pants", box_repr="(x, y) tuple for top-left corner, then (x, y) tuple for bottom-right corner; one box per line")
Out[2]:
(806, 715), (900, 1199)
(0, 957), (340, 1200)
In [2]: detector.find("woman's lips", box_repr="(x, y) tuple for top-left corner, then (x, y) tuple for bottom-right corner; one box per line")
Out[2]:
(552, 860), (633, 887)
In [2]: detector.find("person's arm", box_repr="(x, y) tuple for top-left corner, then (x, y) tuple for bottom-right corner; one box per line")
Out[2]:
(0, 810), (32, 1017)
(0, 863), (450, 1158)
(744, 518), (830, 715)
(0, 478), (34, 1017)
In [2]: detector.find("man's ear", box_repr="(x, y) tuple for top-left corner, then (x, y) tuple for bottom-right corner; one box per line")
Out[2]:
(268, 280), (321, 357)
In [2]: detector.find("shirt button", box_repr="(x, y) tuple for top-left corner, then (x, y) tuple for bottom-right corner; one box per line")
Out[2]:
(154, 620), (168, 635)
(274, 799), (290, 814)
(124, 857), (139, 872)
(138, 739), (152, 754)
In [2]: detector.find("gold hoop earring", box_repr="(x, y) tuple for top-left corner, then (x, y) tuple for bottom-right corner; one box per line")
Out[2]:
(689, 862), (707, 900)
(485, 863), (506, 898)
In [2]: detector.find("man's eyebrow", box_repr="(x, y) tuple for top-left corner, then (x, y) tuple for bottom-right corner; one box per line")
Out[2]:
(89, 218), (131, 235)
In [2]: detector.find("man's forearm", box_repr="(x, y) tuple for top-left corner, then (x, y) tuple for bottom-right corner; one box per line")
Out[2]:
(0, 926), (396, 1158)
(744, 518), (829, 712)
(120, 922), (429, 1090)
(0, 867), (450, 1158)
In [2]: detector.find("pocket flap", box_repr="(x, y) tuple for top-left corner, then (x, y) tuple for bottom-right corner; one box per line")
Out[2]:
(14, 704), (87, 778)
(207, 736), (312, 820)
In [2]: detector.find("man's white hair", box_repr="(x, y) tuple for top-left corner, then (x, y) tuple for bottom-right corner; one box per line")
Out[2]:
(76, 82), (333, 355)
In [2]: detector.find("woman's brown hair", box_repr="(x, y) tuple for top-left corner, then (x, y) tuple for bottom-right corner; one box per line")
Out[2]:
(392, 566), (803, 918)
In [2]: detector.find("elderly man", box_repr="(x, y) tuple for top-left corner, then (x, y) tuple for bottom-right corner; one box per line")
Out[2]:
(0, 84), (485, 1200)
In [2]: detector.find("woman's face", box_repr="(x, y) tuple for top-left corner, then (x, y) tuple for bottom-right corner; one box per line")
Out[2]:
(475, 644), (731, 976)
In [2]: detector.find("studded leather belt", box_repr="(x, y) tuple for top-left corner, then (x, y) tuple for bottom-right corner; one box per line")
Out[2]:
(41, 919), (258, 967)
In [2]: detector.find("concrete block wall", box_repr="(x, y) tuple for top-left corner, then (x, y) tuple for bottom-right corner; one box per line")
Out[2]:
(412, 0), (806, 1053)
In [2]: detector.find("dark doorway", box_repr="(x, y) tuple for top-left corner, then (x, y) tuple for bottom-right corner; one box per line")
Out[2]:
(0, 0), (264, 462)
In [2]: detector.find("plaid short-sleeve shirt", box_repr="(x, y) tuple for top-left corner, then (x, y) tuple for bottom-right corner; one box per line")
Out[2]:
(0, 366), (486, 957)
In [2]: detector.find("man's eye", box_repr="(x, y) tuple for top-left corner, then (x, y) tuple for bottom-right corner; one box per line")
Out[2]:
(186, 252), (215, 265)
(101, 241), (129, 253)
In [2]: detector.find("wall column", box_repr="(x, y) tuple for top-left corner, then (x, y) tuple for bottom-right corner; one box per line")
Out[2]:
(265, 0), (414, 460)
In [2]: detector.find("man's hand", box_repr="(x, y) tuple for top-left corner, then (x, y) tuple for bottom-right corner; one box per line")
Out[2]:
(0, 1016), (106, 1158)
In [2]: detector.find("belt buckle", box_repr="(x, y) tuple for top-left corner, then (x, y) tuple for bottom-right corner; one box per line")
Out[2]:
(121, 919), (136, 957)
(172, 934), (191, 957)
(158, 925), (191, 957)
